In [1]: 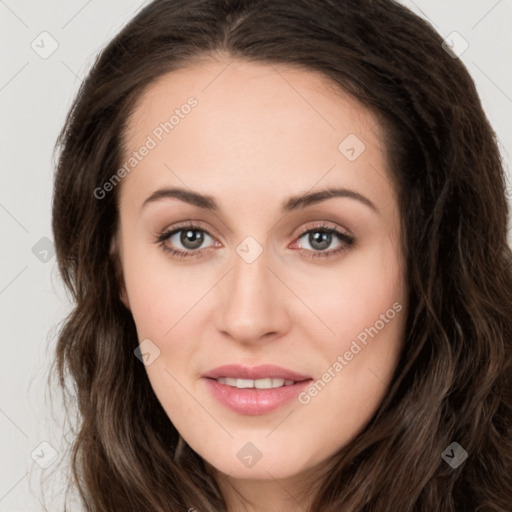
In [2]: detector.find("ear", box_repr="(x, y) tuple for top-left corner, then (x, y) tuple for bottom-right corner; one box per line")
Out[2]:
(110, 237), (131, 311)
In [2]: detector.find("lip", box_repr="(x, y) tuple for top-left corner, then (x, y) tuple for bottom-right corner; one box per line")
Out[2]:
(202, 364), (312, 381)
(202, 364), (313, 415)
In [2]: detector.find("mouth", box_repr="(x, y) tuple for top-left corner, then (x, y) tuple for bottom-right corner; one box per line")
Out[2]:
(202, 364), (314, 415)
(214, 377), (297, 389)
(202, 363), (312, 382)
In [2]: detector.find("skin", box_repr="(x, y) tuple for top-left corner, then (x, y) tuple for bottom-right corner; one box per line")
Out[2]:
(115, 56), (408, 512)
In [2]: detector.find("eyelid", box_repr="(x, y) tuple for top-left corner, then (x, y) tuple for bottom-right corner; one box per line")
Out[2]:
(290, 220), (353, 241)
(159, 220), (221, 241)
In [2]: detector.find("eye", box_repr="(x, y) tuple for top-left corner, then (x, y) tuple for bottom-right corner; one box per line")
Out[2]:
(154, 221), (355, 260)
(155, 222), (218, 259)
(291, 222), (355, 259)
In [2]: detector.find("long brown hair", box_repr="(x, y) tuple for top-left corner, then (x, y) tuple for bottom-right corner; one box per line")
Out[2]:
(50, 0), (512, 510)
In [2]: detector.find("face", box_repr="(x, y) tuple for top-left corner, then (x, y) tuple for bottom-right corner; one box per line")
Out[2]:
(115, 57), (408, 485)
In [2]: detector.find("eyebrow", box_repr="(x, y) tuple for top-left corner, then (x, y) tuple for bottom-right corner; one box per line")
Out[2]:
(141, 186), (378, 214)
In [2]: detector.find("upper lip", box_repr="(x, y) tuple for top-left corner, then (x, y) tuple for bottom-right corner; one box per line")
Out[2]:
(203, 364), (312, 382)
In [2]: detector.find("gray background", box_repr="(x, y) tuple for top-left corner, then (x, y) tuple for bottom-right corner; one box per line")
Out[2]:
(1, 1), (511, 510)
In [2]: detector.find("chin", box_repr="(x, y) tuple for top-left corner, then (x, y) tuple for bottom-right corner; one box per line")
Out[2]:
(198, 444), (316, 482)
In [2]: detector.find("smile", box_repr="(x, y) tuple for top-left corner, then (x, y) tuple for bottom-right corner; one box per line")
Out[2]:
(216, 377), (296, 389)
(202, 364), (313, 414)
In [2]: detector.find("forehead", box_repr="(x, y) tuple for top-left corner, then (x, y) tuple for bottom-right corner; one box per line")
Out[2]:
(119, 58), (392, 210)
(124, 57), (382, 143)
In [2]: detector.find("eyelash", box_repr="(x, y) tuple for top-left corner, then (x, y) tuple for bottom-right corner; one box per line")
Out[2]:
(154, 221), (355, 260)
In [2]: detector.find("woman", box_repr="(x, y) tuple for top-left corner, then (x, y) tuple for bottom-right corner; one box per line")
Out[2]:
(50, 0), (512, 510)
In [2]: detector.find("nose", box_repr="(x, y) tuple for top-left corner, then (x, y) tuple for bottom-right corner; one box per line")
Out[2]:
(215, 248), (292, 345)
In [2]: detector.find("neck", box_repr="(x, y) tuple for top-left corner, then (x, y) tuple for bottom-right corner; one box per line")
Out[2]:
(209, 462), (327, 512)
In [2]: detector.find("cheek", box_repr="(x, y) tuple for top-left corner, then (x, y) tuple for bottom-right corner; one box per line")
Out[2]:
(296, 237), (406, 409)
(295, 237), (405, 349)
(304, 247), (406, 410)
(122, 248), (206, 422)
(121, 242), (211, 337)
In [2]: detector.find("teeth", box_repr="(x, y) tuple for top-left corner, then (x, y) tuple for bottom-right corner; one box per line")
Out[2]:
(217, 377), (296, 389)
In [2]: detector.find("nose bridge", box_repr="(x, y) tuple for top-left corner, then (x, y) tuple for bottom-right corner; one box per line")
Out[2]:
(215, 239), (289, 342)
(229, 243), (272, 315)
(230, 231), (271, 294)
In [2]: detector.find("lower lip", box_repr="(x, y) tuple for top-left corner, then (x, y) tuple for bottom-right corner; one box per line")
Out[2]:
(203, 378), (313, 415)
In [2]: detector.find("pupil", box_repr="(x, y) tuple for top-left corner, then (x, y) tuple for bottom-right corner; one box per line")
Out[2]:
(310, 231), (331, 251)
(181, 229), (203, 249)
